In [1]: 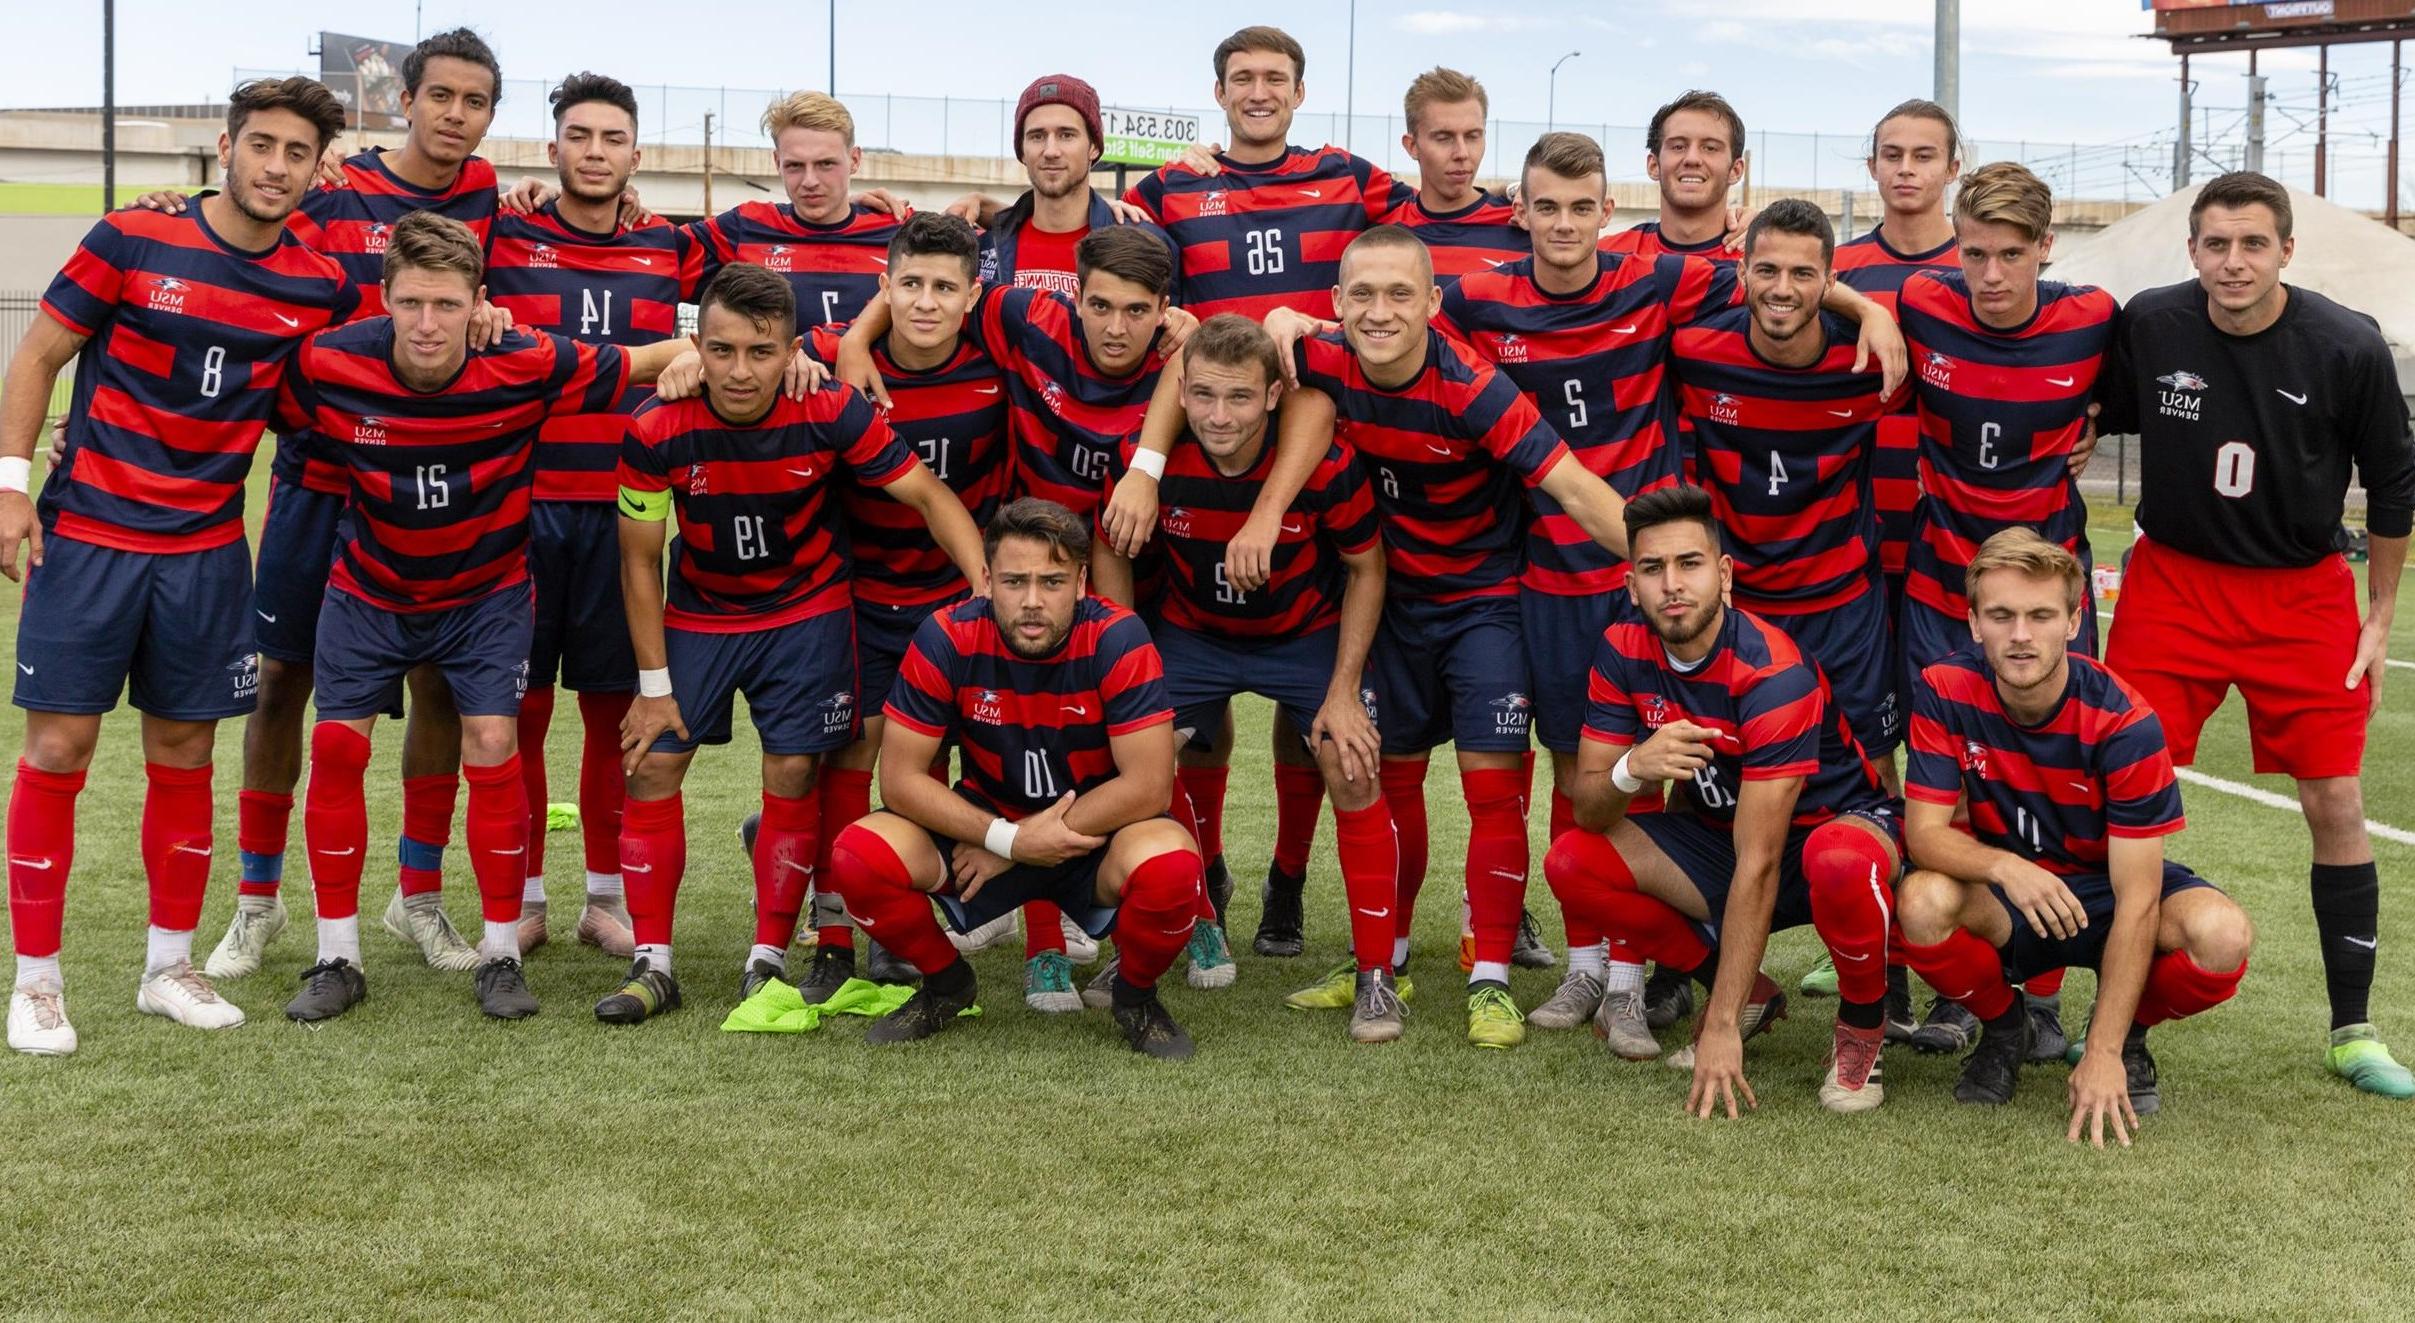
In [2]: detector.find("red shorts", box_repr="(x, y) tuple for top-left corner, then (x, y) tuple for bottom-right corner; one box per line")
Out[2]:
(2105, 537), (2367, 780)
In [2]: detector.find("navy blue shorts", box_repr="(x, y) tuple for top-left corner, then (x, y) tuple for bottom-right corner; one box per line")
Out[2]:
(1760, 586), (1901, 758)
(919, 789), (1169, 940)
(252, 478), (345, 664)
(1630, 805), (1903, 947)
(313, 581), (533, 722)
(1524, 588), (1632, 755)
(656, 609), (857, 756)
(527, 501), (635, 693)
(856, 593), (963, 721)
(13, 533), (258, 721)
(1374, 593), (1531, 756)
(1992, 860), (2215, 982)
(1156, 621), (1376, 747)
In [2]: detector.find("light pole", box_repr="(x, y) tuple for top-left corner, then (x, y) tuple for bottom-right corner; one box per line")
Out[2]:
(1548, 51), (1580, 134)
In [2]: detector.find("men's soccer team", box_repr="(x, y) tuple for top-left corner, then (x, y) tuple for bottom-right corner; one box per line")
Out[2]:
(3, 25), (2409, 1138)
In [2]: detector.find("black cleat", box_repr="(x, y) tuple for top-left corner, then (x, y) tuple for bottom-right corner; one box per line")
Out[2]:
(285, 958), (368, 1022)
(1909, 995), (1979, 1054)
(594, 959), (682, 1024)
(865, 961), (976, 1045)
(864, 939), (919, 986)
(739, 957), (787, 1000)
(474, 956), (540, 1020)
(1511, 908), (1558, 969)
(1953, 1009), (2032, 1105)
(1203, 854), (1235, 927)
(2122, 1024), (2161, 1116)
(1643, 965), (1695, 1030)
(1883, 965), (1917, 1044)
(797, 945), (857, 1003)
(1110, 980), (1195, 1060)
(1254, 863), (1306, 957)
(737, 811), (761, 859)
(2025, 993), (2071, 1064)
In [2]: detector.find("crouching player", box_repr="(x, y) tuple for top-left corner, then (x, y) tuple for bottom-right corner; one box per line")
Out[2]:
(1543, 486), (1905, 1116)
(824, 498), (1205, 1059)
(602, 263), (984, 1021)
(1090, 315), (1402, 1042)
(1898, 529), (2252, 1143)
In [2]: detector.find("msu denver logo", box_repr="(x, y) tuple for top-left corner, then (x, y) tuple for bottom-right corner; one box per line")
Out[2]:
(1639, 692), (1672, 729)
(1708, 392), (1742, 425)
(2156, 369), (2207, 423)
(1492, 691), (1531, 737)
(147, 276), (189, 314)
(1961, 738), (1990, 777)
(1491, 332), (1528, 364)
(1919, 350), (1954, 389)
(970, 688), (1005, 726)
(1164, 507), (1193, 538)
(1201, 189), (1229, 216)
(365, 221), (390, 254)
(819, 688), (855, 732)
(530, 242), (559, 269)
(764, 244), (794, 272)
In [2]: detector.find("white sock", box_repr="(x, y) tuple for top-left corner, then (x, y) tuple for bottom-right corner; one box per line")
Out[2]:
(1470, 959), (1511, 986)
(144, 926), (194, 975)
(15, 953), (62, 989)
(586, 870), (623, 901)
(238, 893), (279, 914)
(523, 874), (547, 905)
(1567, 941), (1608, 977)
(1391, 936), (1412, 969)
(1605, 958), (1646, 995)
(317, 916), (362, 967)
(481, 920), (519, 962)
(636, 942), (672, 975)
(748, 943), (787, 970)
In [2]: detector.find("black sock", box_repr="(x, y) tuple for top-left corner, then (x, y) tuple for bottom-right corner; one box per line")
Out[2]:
(1682, 952), (1719, 989)
(1839, 997), (1885, 1030)
(2311, 862), (2380, 1030)
(1110, 972), (1155, 1007)
(1886, 964), (1909, 1000)
(924, 956), (974, 997)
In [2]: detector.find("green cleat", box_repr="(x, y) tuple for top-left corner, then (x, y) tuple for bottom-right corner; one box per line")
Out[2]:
(1023, 951), (1081, 1014)
(2327, 1024), (2415, 1099)
(1286, 961), (1413, 1010)
(594, 959), (681, 1025)
(1184, 921), (1237, 989)
(1798, 951), (1839, 998)
(1465, 983), (1525, 1049)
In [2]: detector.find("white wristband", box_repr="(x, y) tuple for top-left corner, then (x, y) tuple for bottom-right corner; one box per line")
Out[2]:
(1128, 447), (1167, 480)
(0, 457), (29, 494)
(984, 816), (1021, 861)
(1611, 752), (1644, 795)
(637, 667), (673, 699)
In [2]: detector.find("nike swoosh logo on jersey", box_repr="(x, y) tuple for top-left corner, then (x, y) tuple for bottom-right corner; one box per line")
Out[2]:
(1424, 444), (1454, 456)
(256, 609), (278, 623)
(787, 467), (818, 479)
(2277, 389), (2308, 405)
(1281, 520), (1304, 534)
(975, 386), (1001, 395)
(1062, 703), (1091, 717)
(273, 313), (302, 328)
(2347, 935), (2379, 950)
(2046, 376), (2075, 388)
(1827, 409), (1856, 418)
(2066, 780), (2094, 795)
(1611, 324), (1638, 335)
(1296, 187), (1324, 198)
(630, 256), (654, 266)
(7, 857), (54, 871)
(1483, 259), (1509, 268)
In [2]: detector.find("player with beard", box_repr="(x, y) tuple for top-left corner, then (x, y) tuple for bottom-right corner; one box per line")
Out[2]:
(1385, 68), (1525, 283)
(967, 75), (1181, 301)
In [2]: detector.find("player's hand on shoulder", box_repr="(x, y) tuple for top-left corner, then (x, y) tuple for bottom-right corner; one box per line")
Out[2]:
(0, 490), (42, 583)
(1102, 471), (1160, 557)
(1259, 308), (1328, 387)
(2067, 1048), (2137, 1149)
(465, 300), (516, 350)
(653, 350), (705, 402)
(783, 347), (829, 400)
(1686, 1027), (1757, 1119)
(835, 336), (892, 409)
(617, 188), (653, 227)
(942, 192), (992, 225)
(1629, 720), (1720, 783)
(1014, 793), (1106, 866)
(1173, 143), (1225, 177)
(1721, 204), (1754, 254)
(1104, 198), (1152, 226)
(852, 188), (908, 218)
(1851, 308), (1908, 400)
(1159, 306), (1200, 355)
(1992, 856), (2085, 940)
(619, 695), (686, 774)
(128, 188), (193, 215)
(499, 177), (553, 215)
(316, 142), (350, 189)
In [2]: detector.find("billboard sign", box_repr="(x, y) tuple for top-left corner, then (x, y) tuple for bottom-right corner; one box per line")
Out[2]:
(318, 32), (412, 129)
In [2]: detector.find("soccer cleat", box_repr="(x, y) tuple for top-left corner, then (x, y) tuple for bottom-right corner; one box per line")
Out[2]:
(865, 968), (978, 1045)
(204, 896), (288, 980)
(2326, 1024), (2415, 1100)
(1799, 951), (1839, 998)
(1465, 983), (1526, 1049)
(1110, 986), (1194, 1060)
(474, 957), (539, 1020)
(1662, 973), (1787, 1071)
(1058, 915), (1100, 966)
(136, 961), (246, 1030)
(2120, 1024), (2161, 1116)
(1079, 954), (1121, 1011)
(7, 978), (76, 1055)
(738, 957), (787, 1001)
(1527, 967), (1606, 1030)
(737, 810), (760, 858)
(865, 939), (919, 985)
(1909, 995), (1979, 1055)
(516, 901), (550, 956)
(1203, 854), (1234, 927)
(594, 959), (681, 1024)
(576, 900), (636, 959)
(1286, 961), (1414, 1010)
(1643, 965), (1695, 1030)
(1185, 922), (1237, 989)
(796, 946), (856, 1004)
(2025, 992), (2070, 1064)
(382, 889), (480, 972)
(1511, 908), (1558, 969)
(1882, 966), (1917, 1044)
(1818, 1019), (1888, 1114)
(1348, 968), (1407, 1044)
(1953, 1011), (2032, 1106)
(1593, 987), (1661, 1061)
(1024, 952), (1081, 1013)
(1253, 863), (1306, 957)
(284, 958), (368, 1023)
(948, 911), (1018, 955)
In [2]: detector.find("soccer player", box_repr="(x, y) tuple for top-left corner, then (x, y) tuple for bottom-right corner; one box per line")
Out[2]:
(273, 212), (693, 1024)
(2095, 171), (2414, 1098)
(692, 93), (901, 330)
(604, 263), (984, 1021)
(1386, 68), (1524, 282)
(1601, 91), (1750, 260)
(484, 71), (706, 960)
(823, 499), (1205, 1059)
(1089, 315), (1402, 1041)
(1543, 487), (1905, 1116)
(972, 74), (1182, 299)
(0, 78), (355, 1054)
(1899, 530), (2253, 1138)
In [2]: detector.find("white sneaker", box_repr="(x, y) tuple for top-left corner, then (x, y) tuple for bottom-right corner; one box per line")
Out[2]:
(136, 961), (247, 1029)
(948, 911), (1017, 954)
(1060, 914), (1100, 965)
(7, 978), (76, 1055)
(204, 897), (288, 980)
(381, 888), (480, 972)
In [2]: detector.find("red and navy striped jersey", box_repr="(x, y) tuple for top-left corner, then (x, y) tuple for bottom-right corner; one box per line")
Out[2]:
(803, 325), (1011, 608)
(963, 285), (1168, 519)
(281, 322), (628, 613)
(486, 204), (705, 503)
(1104, 431), (1378, 640)
(36, 206), (355, 553)
(1122, 145), (1412, 319)
(1437, 252), (1741, 596)
(885, 595), (1173, 823)
(1833, 228), (1958, 577)
(1387, 190), (1527, 284)
(621, 386), (917, 631)
(1291, 329), (1568, 604)
(1898, 271), (2116, 624)
(1582, 607), (1891, 830)
(1600, 221), (1737, 262)
(276, 149), (500, 496)
(1905, 651), (2185, 876)
(688, 200), (900, 329)
(1670, 306), (1893, 613)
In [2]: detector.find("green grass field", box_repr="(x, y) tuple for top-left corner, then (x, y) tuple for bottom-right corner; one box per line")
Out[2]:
(2, 479), (2411, 1320)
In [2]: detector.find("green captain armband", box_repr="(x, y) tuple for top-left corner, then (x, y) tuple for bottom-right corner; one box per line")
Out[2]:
(618, 485), (670, 521)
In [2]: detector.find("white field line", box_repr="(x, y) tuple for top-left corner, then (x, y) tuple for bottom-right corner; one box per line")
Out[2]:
(2174, 767), (2415, 849)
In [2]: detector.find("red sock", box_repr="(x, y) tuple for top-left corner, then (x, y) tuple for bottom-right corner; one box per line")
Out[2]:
(619, 792), (685, 948)
(140, 762), (214, 934)
(2135, 951), (2247, 1026)
(1461, 767), (1527, 968)
(237, 789), (293, 898)
(1803, 818), (1897, 1006)
(577, 691), (632, 875)
(1163, 775), (1218, 923)
(815, 766), (876, 939)
(1900, 929), (2017, 1021)
(1547, 787), (1601, 949)
(1541, 829), (1710, 970)
(1025, 900), (1069, 956)
(1519, 749), (1537, 815)
(1177, 764), (1228, 862)
(754, 790), (821, 950)
(516, 684), (556, 881)
(1333, 799), (1399, 971)
(304, 724), (372, 922)
(2024, 968), (2067, 998)
(398, 772), (458, 897)
(826, 823), (957, 973)
(1113, 849), (1202, 988)
(1271, 759), (1324, 877)
(463, 757), (529, 925)
(6, 761), (84, 957)
(1380, 760), (1431, 936)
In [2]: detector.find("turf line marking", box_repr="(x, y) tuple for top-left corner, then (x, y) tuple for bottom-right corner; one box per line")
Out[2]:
(2175, 767), (2415, 849)
(2388, 659), (2415, 672)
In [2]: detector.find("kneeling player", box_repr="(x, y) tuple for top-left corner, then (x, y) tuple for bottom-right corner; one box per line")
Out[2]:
(1544, 487), (1906, 1116)
(825, 499), (1205, 1059)
(1091, 316), (1403, 1042)
(1898, 530), (2252, 1143)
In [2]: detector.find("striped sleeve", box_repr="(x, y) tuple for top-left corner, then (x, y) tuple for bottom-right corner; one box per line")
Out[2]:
(1735, 664), (1822, 781)
(1464, 367), (1569, 484)
(39, 215), (132, 337)
(1902, 668), (1965, 805)
(2099, 707), (2186, 838)
(1579, 633), (1641, 748)
(884, 612), (964, 736)
(836, 388), (917, 486)
(1098, 613), (1174, 736)
(1318, 443), (1380, 554)
(1654, 254), (1744, 328)
(548, 337), (631, 417)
